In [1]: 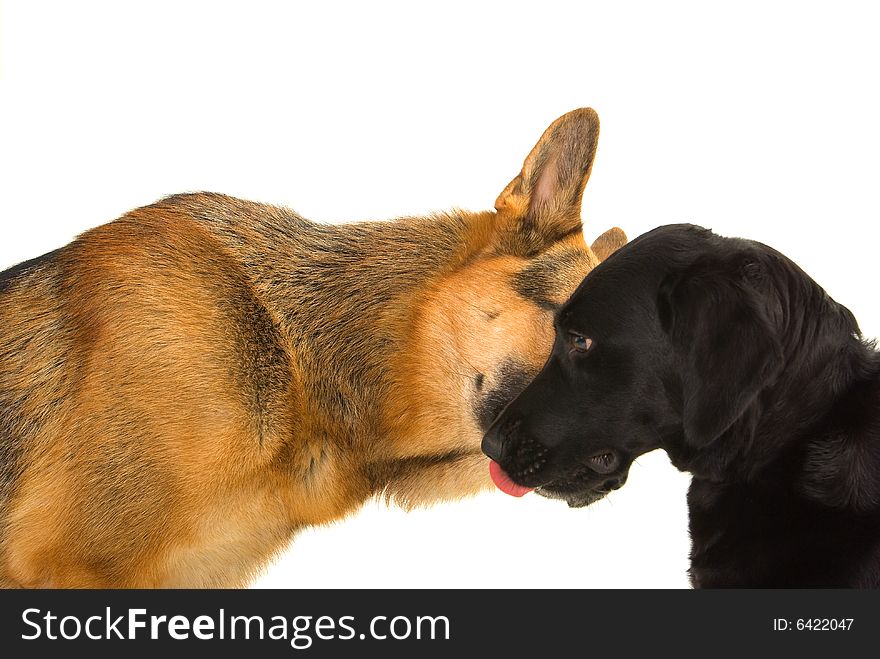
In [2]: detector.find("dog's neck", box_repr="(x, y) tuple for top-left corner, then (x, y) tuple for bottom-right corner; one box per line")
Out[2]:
(684, 331), (880, 507)
(197, 200), (488, 438)
(194, 197), (497, 504)
(687, 337), (880, 587)
(797, 344), (880, 512)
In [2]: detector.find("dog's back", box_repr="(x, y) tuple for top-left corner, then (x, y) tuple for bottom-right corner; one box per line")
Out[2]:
(1, 249), (69, 520)
(0, 196), (303, 586)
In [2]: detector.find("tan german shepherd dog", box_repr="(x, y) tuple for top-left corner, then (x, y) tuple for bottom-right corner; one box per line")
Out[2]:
(0, 109), (624, 587)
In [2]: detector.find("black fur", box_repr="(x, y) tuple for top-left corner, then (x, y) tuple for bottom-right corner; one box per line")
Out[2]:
(475, 360), (534, 432)
(483, 224), (880, 587)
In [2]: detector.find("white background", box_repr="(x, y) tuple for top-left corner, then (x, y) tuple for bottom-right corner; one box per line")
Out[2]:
(1, 1), (878, 588)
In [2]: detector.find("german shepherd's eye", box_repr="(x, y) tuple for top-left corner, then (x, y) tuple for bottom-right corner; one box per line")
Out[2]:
(568, 332), (593, 353)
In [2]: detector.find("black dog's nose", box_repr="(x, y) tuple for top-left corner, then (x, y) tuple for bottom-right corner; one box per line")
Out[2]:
(481, 425), (506, 462)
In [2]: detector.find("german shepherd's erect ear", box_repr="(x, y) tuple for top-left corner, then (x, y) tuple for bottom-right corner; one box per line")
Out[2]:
(494, 108), (603, 256)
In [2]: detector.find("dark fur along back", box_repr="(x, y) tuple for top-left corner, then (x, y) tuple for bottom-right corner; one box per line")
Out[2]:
(0, 249), (71, 529)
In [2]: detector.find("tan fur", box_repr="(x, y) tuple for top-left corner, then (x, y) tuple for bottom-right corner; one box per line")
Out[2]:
(591, 227), (628, 262)
(0, 109), (626, 588)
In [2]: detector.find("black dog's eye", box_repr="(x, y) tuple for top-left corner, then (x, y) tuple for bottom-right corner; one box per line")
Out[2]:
(569, 332), (593, 353)
(588, 451), (619, 474)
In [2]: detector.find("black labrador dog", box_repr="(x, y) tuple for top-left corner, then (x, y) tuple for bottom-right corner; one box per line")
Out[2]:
(482, 224), (880, 587)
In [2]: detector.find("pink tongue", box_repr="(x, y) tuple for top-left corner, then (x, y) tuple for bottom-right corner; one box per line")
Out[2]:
(489, 461), (535, 498)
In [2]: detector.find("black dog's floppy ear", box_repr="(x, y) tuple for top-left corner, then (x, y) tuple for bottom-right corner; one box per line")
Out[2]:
(658, 258), (783, 448)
